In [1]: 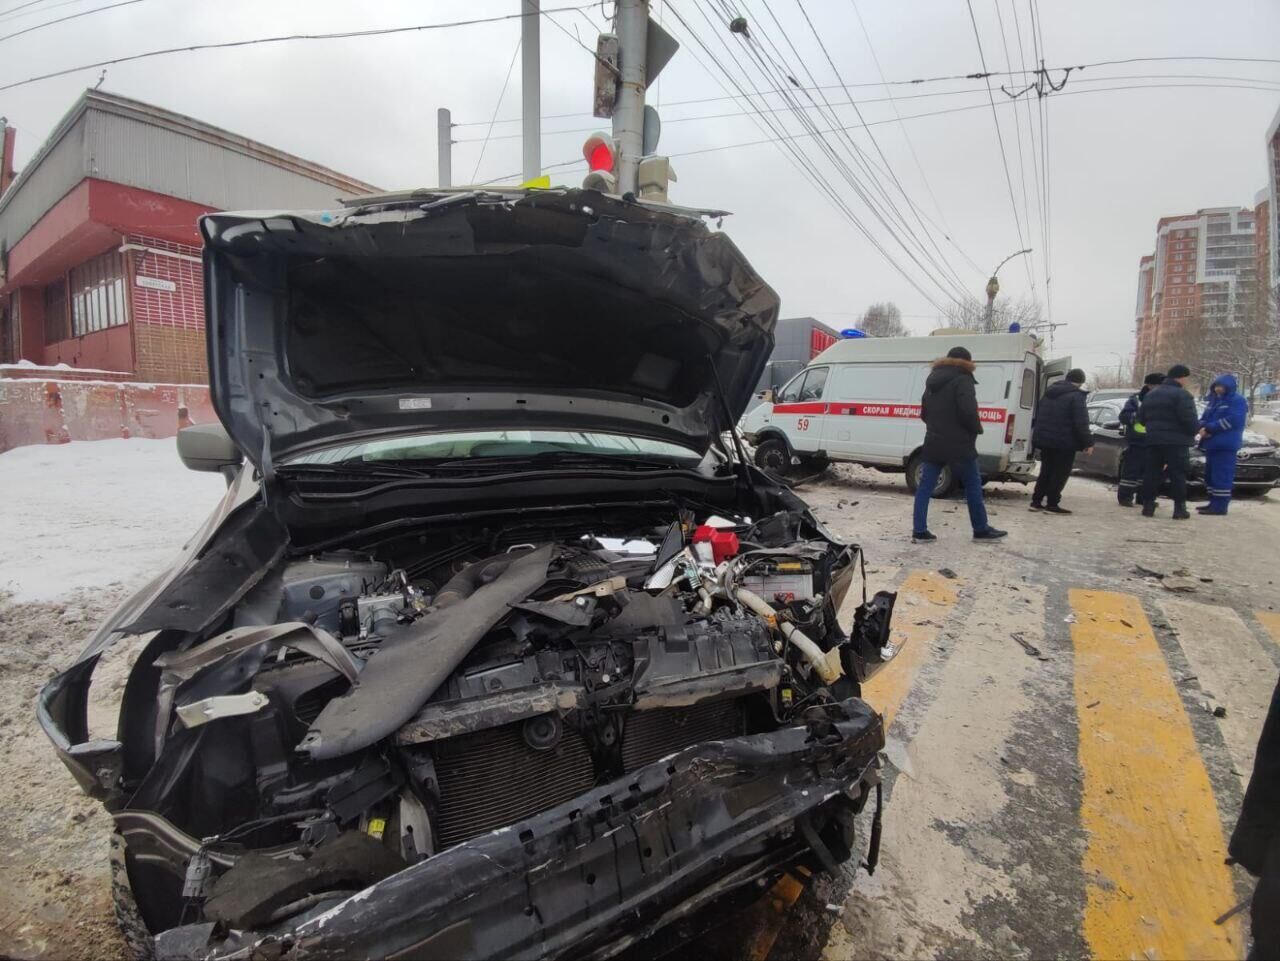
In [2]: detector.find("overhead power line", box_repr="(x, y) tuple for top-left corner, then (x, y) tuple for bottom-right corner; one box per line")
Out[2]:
(0, 0), (64, 18)
(0, 0), (142, 44)
(847, 0), (968, 267)
(665, 0), (957, 313)
(719, 0), (972, 301)
(471, 37), (522, 185)
(0, 3), (598, 93)
(715, 0), (970, 306)
(965, 0), (1034, 293)
(479, 80), (1280, 188)
(455, 74), (1280, 142)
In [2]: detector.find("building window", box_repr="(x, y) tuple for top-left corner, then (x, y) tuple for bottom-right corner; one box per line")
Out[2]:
(69, 250), (127, 337)
(44, 279), (69, 344)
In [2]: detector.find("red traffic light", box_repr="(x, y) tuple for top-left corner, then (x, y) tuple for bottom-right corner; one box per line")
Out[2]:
(582, 132), (616, 172)
(588, 142), (614, 171)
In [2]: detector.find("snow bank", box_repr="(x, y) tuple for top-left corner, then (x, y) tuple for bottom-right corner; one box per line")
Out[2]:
(0, 438), (227, 602)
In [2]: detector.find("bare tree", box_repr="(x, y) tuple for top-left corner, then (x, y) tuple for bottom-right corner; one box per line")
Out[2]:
(940, 295), (1045, 333)
(1090, 359), (1137, 390)
(1161, 279), (1278, 412)
(857, 302), (911, 338)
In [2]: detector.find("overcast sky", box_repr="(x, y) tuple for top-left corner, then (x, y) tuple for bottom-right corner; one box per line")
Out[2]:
(4, 0), (1279, 377)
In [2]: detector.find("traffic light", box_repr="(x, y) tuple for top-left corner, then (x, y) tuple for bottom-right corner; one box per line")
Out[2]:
(582, 131), (618, 193)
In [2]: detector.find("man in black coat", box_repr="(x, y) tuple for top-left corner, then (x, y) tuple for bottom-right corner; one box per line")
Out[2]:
(1231, 674), (1280, 959)
(1029, 368), (1093, 514)
(911, 346), (1007, 542)
(1116, 372), (1165, 506)
(1137, 363), (1198, 519)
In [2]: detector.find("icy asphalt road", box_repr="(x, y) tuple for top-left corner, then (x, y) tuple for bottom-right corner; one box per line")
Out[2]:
(705, 464), (1279, 961)
(1, 440), (1277, 960)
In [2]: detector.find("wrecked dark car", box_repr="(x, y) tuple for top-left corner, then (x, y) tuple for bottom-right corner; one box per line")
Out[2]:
(38, 188), (896, 960)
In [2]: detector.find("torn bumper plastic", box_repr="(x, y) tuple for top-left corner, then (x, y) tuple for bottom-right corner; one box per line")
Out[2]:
(155, 697), (883, 961)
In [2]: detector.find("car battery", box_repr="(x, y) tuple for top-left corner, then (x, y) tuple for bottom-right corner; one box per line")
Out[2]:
(741, 558), (815, 603)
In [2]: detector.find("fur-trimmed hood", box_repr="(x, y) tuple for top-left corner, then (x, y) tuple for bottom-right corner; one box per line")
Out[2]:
(930, 356), (976, 374)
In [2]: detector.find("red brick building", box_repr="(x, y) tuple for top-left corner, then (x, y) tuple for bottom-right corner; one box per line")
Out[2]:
(1132, 207), (1259, 374)
(0, 91), (377, 383)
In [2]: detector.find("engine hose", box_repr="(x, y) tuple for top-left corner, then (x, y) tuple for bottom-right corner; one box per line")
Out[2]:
(734, 587), (843, 685)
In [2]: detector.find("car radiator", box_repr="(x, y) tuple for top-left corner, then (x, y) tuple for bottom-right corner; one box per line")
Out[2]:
(621, 699), (745, 773)
(431, 699), (747, 848)
(432, 721), (596, 848)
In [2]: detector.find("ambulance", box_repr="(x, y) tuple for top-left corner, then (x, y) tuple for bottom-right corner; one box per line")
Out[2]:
(739, 331), (1071, 496)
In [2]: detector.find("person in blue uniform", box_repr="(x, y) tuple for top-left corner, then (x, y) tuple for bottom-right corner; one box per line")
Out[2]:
(1116, 372), (1164, 507)
(1197, 373), (1248, 515)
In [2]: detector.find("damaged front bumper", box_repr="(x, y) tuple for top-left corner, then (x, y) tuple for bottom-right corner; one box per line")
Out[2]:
(155, 697), (883, 961)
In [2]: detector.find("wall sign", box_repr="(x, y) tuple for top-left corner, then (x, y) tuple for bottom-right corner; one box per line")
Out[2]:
(135, 276), (177, 293)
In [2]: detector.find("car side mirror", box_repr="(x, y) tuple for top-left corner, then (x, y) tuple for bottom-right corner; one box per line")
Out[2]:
(758, 389), (775, 403)
(178, 423), (242, 483)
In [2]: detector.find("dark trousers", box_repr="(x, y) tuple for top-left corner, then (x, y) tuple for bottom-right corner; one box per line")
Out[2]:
(1141, 444), (1189, 508)
(1250, 836), (1280, 960)
(1032, 448), (1076, 506)
(1118, 445), (1146, 504)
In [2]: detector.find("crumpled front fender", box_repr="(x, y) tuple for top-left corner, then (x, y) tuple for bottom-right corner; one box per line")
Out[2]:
(160, 697), (883, 961)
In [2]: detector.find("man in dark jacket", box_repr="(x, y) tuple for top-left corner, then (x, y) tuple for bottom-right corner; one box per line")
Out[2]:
(1230, 675), (1280, 959)
(1116, 372), (1165, 506)
(1029, 368), (1092, 514)
(1137, 363), (1199, 519)
(912, 346), (1007, 543)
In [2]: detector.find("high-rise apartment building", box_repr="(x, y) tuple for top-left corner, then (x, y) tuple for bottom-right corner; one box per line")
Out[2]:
(1133, 206), (1259, 374)
(1133, 102), (1280, 376)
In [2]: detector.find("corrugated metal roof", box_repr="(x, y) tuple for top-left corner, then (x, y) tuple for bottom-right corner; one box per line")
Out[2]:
(0, 89), (380, 255)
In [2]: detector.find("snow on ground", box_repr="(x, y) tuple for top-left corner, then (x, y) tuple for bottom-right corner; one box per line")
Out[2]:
(0, 438), (227, 602)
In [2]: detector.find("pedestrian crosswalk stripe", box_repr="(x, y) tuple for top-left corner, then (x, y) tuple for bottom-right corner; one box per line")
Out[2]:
(1069, 590), (1241, 961)
(1162, 599), (1276, 784)
(858, 570), (958, 730)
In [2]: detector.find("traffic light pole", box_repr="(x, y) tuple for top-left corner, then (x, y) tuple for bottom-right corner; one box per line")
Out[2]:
(612, 0), (649, 196)
(521, 0), (541, 183)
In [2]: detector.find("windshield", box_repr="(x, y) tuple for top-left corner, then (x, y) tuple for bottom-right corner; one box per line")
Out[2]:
(288, 430), (704, 466)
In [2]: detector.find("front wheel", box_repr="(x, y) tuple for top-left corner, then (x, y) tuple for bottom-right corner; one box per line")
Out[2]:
(905, 456), (955, 497)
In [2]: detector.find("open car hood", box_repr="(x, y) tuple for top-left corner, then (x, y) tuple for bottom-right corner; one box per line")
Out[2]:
(201, 189), (779, 473)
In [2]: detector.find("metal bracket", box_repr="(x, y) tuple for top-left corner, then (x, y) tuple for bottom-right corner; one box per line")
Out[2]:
(176, 691), (269, 729)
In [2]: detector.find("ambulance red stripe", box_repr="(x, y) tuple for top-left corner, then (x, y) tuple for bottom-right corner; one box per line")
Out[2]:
(773, 402), (1007, 423)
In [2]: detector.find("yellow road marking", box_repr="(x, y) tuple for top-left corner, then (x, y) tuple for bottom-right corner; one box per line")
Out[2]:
(746, 868), (809, 961)
(1257, 610), (1280, 647)
(859, 570), (959, 730)
(1070, 590), (1242, 961)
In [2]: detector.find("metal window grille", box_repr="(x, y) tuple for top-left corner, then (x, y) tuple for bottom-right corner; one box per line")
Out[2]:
(69, 250), (127, 337)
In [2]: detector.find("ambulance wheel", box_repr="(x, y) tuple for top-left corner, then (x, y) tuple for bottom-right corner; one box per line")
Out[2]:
(906, 456), (955, 497)
(754, 437), (793, 475)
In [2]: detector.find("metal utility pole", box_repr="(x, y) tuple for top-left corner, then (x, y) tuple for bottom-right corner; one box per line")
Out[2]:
(521, 0), (541, 183)
(612, 0), (649, 196)
(437, 108), (452, 188)
(984, 248), (1032, 332)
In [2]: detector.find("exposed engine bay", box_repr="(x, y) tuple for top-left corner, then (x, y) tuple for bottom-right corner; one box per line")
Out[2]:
(107, 500), (895, 955)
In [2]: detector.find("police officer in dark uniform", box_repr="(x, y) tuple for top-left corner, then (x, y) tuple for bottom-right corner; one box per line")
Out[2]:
(1116, 372), (1164, 507)
(1137, 363), (1198, 519)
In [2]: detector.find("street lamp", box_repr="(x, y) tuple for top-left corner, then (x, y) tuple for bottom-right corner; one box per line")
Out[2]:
(985, 248), (1032, 332)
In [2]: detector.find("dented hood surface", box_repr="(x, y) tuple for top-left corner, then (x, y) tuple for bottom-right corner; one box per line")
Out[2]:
(200, 189), (780, 472)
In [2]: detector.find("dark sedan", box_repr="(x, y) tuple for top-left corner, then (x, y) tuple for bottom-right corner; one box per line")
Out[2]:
(1075, 400), (1280, 495)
